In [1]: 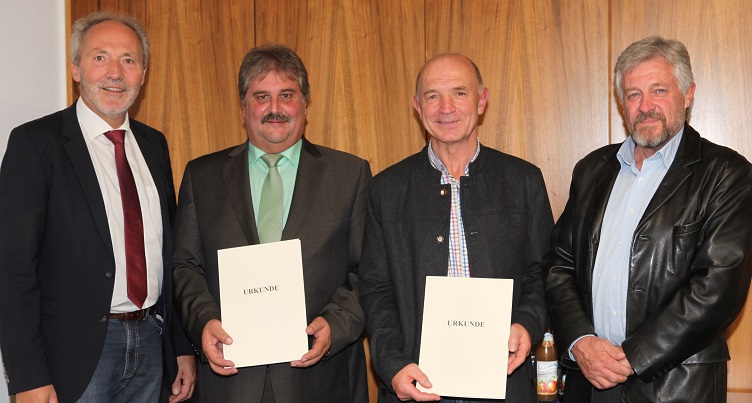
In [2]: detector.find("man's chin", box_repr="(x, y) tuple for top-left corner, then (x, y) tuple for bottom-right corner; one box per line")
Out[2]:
(633, 129), (669, 149)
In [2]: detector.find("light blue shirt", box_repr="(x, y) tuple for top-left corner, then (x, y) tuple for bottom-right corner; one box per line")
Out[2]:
(592, 129), (684, 345)
(247, 139), (302, 228)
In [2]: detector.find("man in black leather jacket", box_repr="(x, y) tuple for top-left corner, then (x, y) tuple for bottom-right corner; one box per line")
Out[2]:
(544, 36), (752, 402)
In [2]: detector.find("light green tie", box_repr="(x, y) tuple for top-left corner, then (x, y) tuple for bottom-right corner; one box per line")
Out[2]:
(258, 154), (284, 243)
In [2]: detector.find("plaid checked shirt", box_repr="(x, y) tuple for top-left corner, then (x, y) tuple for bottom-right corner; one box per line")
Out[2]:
(427, 140), (480, 279)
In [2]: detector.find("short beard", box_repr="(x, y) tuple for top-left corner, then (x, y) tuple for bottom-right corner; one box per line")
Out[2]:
(629, 109), (685, 149)
(80, 79), (140, 119)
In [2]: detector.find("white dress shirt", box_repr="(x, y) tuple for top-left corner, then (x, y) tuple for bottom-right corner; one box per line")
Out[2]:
(76, 99), (163, 313)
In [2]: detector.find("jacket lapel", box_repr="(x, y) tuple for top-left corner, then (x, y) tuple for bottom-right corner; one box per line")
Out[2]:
(282, 138), (324, 240)
(222, 142), (259, 244)
(584, 151), (621, 288)
(61, 104), (114, 257)
(640, 125), (700, 223)
(590, 152), (621, 241)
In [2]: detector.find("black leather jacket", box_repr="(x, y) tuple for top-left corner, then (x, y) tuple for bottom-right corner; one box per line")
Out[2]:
(544, 124), (752, 401)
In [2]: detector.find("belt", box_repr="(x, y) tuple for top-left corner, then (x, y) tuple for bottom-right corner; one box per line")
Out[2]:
(109, 305), (157, 321)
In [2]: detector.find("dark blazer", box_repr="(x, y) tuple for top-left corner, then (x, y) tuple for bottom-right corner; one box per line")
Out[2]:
(359, 144), (554, 402)
(0, 103), (192, 403)
(172, 138), (371, 402)
(544, 124), (752, 402)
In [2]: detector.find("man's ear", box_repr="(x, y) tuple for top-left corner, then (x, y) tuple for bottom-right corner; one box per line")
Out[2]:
(478, 87), (489, 115)
(72, 63), (81, 83)
(413, 96), (422, 115)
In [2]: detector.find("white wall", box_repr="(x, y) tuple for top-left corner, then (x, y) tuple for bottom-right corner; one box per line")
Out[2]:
(0, 1), (67, 401)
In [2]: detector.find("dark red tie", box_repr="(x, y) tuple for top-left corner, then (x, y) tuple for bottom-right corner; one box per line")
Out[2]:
(104, 130), (147, 308)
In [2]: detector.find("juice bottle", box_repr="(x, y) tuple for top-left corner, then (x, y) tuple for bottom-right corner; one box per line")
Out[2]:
(535, 330), (558, 401)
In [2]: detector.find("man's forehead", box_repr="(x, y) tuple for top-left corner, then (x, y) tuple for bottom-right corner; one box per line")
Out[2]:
(252, 70), (299, 85)
(418, 76), (476, 97)
(80, 23), (143, 62)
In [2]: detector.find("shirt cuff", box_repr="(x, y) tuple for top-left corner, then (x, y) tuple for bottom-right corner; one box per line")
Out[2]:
(567, 334), (597, 361)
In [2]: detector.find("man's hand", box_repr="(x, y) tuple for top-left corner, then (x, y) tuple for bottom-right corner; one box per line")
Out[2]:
(572, 336), (633, 389)
(201, 319), (237, 375)
(169, 355), (197, 402)
(617, 345), (633, 373)
(15, 384), (58, 403)
(391, 363), (441, 401)
(291, 316), (331, 368)
(507, 323), (532, 374)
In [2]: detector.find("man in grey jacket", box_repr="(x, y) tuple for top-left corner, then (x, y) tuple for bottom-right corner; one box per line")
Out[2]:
(360, 53), (553, 402)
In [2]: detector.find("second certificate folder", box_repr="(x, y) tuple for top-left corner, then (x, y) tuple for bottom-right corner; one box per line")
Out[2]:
(417, 276), (513, 399)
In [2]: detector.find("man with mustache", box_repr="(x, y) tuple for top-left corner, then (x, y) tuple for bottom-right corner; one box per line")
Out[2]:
(172, 44), (370, 402)
(0, 11), (195, 403)
(544, 36), (752, 402)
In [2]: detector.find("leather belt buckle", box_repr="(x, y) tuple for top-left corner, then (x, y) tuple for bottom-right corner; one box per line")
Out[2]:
(109, 305), (156, 321)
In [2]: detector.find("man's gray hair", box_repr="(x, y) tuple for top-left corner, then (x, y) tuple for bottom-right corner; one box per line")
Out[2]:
(614, 36), (694, 114)
(71, 11), (150, 68)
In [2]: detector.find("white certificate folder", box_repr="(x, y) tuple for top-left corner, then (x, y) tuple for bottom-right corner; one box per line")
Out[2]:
(417, 276), (513, 399)
(217, 239), (308, 368)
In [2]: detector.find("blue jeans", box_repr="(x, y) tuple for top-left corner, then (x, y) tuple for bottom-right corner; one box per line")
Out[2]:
(77, 315), (163, 402)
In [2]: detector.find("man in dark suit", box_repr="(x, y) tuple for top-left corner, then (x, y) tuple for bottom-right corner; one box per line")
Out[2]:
(544, 36), (752, 402)
(359, 53), (553, 402)
(0, 11), (195, 403)
(172, 44), (370, 402)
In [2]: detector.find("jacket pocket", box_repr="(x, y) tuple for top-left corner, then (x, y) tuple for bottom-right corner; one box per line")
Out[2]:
(670, 219), (703, 275)
(682, 337), (730, 364)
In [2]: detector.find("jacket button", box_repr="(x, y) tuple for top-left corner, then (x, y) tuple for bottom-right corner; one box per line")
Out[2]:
(99, 315), (107, 323)
(439, 189), (448, 197)
(105, 272), (113, 278)
(436, 235), (445, 243)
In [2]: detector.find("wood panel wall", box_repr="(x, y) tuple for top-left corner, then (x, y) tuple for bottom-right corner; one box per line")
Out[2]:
(67, 0), (752, 398)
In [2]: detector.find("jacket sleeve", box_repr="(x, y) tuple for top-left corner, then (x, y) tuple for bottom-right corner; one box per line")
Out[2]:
(622, 157), (752, 381)
(0, 128), (53, 394)
(510, 169), (554, 346)
(543, 160), (597, 352)
(157, 132), (195, 360)
(318, 159), (372, 359)
(359, 182), (415, 390)
(172, 163), (221, 356)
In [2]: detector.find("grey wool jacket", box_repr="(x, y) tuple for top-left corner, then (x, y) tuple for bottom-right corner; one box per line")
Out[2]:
(360, 144), (554, 402)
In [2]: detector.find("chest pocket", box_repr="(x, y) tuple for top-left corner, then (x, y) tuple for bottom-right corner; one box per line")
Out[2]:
(670, 219), (703, 276)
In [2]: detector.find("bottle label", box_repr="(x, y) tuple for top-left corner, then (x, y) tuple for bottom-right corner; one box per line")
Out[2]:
(537, 360), (558, 396)
(542, 332), (554, 347)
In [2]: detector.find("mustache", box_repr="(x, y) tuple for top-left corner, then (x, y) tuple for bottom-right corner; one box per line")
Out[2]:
(261, 113), (291, 124)
(99, 79), (129, 90)
(633, 110), (666, 125)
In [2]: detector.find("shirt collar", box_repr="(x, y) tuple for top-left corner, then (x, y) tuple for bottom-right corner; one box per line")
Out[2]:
(248, 138), (303, 168)
(76, 97), (132, 140)
(428, 139), (481, 177)
(617, 127), (684, 169)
